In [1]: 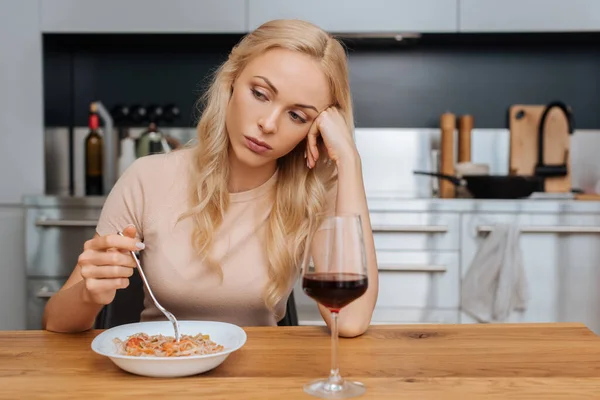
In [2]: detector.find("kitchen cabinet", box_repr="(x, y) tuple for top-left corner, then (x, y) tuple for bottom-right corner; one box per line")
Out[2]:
(370, 211), (460, 251)
(375, 251), (460, 309)
(294, 250), (460, 325)
(40, 0), (247, 33)
(460, 212), (600, 334)
(248, 0), (458, 33)
(299, 203), (600, 330)
(23, 196), (103, 329)
(296, 305), (459, 326)
(459, 0), (600, 32)
(26, 278), (66, 330)
(0, 0), (44, 204)
(0, 0), (43, 331)
(0, 207), (27, 330)
(37, 0), (600, 36)
(295, 211), (461, 326)
(25, 204), (100, 279)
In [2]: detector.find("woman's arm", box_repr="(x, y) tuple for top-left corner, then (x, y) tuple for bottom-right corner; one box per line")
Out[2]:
(322, 155), (378, 337)
(43, 229), (141, 332)
(45, 157), (147, 332)
(43, 268), (105, 333)
(306, 108), (378, 337)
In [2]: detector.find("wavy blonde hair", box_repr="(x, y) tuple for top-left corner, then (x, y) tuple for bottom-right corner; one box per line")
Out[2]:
(182, 19), (354, 316)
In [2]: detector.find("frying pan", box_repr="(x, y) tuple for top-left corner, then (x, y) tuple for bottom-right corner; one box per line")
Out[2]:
(413, 171), (544, 199)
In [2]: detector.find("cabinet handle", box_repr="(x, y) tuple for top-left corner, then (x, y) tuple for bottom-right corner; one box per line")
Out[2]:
(372, 225), (448, 233)
(36, 287), (57, 298)
(378, 264), (447, 273)
(477, 225), (600, 234)
(35, 218), (98, 228)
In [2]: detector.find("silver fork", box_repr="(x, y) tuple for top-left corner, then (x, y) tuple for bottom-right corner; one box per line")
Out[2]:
(118, 231), (181, 342)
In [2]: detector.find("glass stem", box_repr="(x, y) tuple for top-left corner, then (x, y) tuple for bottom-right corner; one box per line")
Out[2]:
(328, 311), (343, 385)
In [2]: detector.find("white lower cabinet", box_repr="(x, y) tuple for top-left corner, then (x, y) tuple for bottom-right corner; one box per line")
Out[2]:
(295, 250), (460, 326)
(460, 212), (600, 334)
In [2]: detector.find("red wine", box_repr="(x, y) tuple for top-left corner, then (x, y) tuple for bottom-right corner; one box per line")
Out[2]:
(302, 273), (368, 312)
(85, 106), (103, 196)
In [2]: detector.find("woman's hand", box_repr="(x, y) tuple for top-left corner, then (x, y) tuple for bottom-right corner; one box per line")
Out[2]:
(77, 225), (144, 305)
(305, 107), (358, 169)
(305, 108), (378, 337)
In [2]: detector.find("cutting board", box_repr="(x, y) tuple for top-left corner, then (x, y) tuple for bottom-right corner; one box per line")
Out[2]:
(575, 193), (600, 201)
(509, 105), (571, 193)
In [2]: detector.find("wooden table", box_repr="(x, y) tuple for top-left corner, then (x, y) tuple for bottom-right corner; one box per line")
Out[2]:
(1, 323), (600, 399)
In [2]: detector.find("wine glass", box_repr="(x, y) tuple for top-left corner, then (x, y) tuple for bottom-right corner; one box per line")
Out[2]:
(300, 213), (369, 398)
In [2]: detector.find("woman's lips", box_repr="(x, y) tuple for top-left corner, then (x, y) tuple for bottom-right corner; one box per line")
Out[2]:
(244, 136), (272, 154)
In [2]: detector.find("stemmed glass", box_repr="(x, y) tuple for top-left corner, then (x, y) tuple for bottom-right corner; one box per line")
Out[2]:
(301, 213), (369, 398)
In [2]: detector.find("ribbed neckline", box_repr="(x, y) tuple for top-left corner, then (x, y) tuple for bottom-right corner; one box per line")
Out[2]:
(229, 170), (278, 203)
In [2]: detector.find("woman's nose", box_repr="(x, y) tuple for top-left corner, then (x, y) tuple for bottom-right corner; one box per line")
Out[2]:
(257, 109), (279, 134)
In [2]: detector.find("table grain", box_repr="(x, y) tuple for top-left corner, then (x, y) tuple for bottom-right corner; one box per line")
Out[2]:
(1, 323), (600, 399)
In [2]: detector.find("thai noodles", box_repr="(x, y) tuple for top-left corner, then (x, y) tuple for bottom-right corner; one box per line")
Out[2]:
(113, 332), (224, 357)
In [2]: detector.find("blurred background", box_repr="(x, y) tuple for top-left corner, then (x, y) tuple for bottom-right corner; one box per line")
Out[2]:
(2, 0), (600, 333)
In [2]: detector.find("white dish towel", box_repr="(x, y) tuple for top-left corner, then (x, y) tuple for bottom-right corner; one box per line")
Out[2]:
(460, 223), (529, 323)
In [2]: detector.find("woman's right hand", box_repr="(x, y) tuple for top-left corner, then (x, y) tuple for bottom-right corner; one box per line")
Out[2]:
(77, 225), (145, 305)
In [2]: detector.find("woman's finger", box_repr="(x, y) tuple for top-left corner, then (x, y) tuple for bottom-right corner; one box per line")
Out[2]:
(78, 249), (136, 268)
(85, 277), (130, 294)
(306, 118), (321, 168)
(84, 234), (144, 252)
(305, 141), (314, 169)
(121, 225), (138, 239)
(81, 265), (135, 280)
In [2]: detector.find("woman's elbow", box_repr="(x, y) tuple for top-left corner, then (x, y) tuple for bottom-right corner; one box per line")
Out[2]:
(43, 317), (91, 334)
(44, 320), (63, 333)
(338, 320), (370, 338)
(42, 309), (64, 333)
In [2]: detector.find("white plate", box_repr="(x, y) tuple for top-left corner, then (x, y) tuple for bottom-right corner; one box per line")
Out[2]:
(91, 320), (247, 378)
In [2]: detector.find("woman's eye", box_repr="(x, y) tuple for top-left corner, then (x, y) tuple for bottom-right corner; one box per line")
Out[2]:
(289, 111), (307, 124)
(251, 89), (267, 101)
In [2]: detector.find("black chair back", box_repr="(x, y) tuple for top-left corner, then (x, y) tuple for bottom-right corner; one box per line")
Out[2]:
(95, 273), (299, 328)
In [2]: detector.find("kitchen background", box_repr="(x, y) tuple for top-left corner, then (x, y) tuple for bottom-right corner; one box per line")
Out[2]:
(3, 1), (600, 333)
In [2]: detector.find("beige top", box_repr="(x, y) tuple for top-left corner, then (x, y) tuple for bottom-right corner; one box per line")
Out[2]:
(96, 148), (321, 326)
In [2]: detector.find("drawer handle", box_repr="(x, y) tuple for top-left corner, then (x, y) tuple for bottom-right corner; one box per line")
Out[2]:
(477, 225), (600, 234)
(36, 218), (98, 228)
(378, 264), (447, 273)
(372, 225), (448, 233)
(36, 287), (57, 298)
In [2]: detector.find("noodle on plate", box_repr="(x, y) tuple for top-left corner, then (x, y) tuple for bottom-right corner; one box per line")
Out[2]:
(113, 332), (225, 357)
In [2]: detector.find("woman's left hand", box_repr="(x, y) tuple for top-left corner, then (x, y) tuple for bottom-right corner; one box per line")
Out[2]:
(306, 107), (358, 169)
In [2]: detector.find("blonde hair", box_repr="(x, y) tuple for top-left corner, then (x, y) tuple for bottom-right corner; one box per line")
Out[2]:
(182, 19), (354, 316)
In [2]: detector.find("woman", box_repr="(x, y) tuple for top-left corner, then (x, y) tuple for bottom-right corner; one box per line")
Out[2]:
(43, 19), (378, 338)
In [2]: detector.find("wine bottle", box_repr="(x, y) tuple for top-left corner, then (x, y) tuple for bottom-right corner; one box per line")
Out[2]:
(85, 103), (103, 196)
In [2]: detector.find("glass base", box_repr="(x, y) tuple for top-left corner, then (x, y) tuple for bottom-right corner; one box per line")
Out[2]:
(303, 378), (366, 399)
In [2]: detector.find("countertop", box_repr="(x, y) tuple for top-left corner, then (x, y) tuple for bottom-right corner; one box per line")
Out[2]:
(2, 323), (600, 399)
(366, 195), (600, 214)
(23, 194), (600, 214)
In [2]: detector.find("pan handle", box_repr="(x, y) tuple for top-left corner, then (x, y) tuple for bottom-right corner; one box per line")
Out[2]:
(413, 171), (463, 186)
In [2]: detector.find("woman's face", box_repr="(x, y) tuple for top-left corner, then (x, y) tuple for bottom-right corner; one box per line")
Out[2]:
(226, 48), (332, 168)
